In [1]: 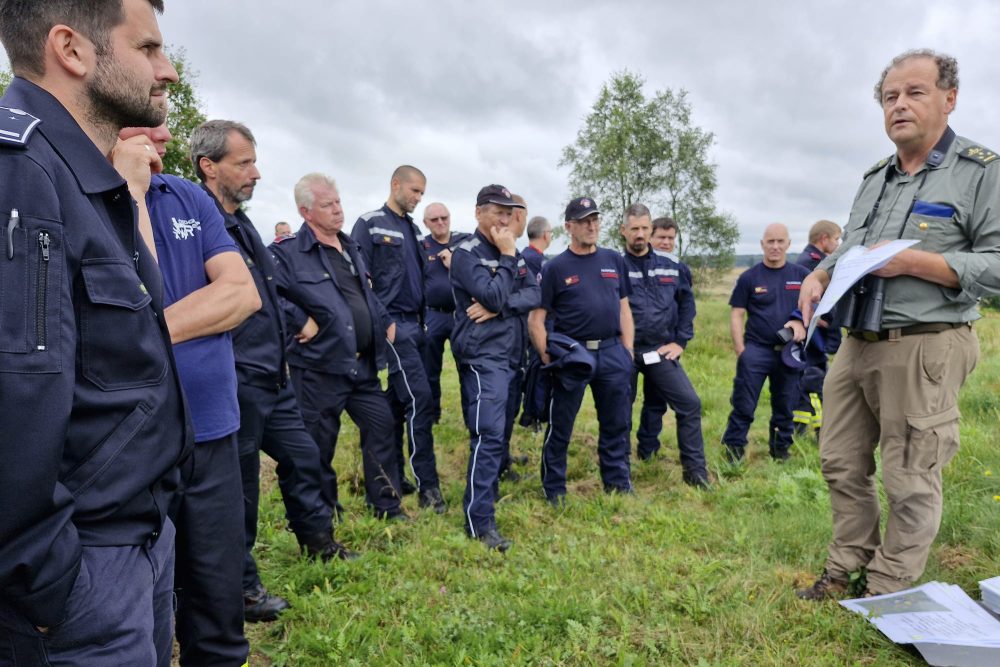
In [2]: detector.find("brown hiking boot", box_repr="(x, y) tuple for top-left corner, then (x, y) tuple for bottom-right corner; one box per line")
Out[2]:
(796, 570), (849, 601)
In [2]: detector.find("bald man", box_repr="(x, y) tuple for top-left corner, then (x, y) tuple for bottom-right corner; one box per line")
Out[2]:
(721, 224), (809, 463)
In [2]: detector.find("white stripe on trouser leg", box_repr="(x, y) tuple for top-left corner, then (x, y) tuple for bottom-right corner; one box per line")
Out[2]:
(466, 366), (483, 537)
(540, 396), (555, 490)
(386, 338), (422, 489)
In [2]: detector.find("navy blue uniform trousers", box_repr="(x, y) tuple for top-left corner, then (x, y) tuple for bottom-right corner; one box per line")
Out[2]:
(173, 434), (249, 667)
(722, 341), (802, 457)
(0, 519), (175, 667)
(237, 382), (333, 591)
(631, 354), (708, 476)
(290, 362), (403, 516)
(459, 362), (515, 536)
(541, 341), (633, 500)
(387, 318), (440, 491)
(423, 308), (455, 424)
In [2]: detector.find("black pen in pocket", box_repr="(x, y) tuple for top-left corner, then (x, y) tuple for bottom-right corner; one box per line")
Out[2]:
(6, 208), (19, 260)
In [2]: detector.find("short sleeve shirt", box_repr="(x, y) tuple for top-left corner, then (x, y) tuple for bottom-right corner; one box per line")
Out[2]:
(540, 247), (631, 341)
(729, 261), (810, 346)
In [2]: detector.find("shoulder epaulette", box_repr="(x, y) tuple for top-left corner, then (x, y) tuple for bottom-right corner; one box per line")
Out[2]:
(958, 144), (1000, 166)
(359, 209), (383, 222)
(0, 106), (41, 147)
(272, 233), (296, 244)
(864, 156), (891, 178)
(652, 249), (680, 263)
(457, 237), (480, 252)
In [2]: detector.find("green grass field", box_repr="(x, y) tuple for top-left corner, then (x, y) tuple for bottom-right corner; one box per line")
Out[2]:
(242, 275), (1000, 666)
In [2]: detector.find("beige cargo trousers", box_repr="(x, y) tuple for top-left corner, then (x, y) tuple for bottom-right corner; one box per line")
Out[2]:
(819, 324), (978, 594)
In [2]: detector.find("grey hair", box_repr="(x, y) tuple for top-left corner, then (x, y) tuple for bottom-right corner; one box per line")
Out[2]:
(526, 216), (550, 240)
(189, 120), (255, 181)
(874, 49), (959, 104)
(294, 173), (337, 210)
(624, 202), (651, 222)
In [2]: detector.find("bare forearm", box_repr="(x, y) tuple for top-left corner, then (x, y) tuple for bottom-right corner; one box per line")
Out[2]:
(729, 309), (745, 354)
(528, 309), (548, 356)
(166, 279), (260, 344)
(619, 299), (634, 350)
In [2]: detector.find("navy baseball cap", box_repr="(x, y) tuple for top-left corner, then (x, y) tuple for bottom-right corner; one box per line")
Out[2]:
(781, 341), (807, 370)
(476, 184), (524, 209)
(565, 196), (600, 221)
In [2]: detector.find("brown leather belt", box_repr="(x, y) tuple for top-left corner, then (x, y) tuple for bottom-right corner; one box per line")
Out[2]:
(848, 321), (968, 342)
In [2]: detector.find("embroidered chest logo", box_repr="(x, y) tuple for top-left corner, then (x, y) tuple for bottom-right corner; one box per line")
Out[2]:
(565, 275), (580, 286)
(754, 286), (768, 294)
(600, 269), (618, 279)
(784, 281), (802, 291)
(172, 217), (201, 240)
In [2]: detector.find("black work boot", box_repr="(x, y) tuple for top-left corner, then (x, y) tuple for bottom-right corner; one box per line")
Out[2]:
(796, 570), (849, 601)
(418, 487), (447, 514)
(476, 529), (512, 552)
(682, 470), (711, 489)
(298, 530), (359, 562)
(243, 584), (290, 623)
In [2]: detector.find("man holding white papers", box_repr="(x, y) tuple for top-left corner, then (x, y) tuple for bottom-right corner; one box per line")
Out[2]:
(797, 49), (1000, 600)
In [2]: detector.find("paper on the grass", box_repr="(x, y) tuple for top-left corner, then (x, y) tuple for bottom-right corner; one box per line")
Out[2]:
(805, 239), (919, 345)
(841, 582), (1000, 667)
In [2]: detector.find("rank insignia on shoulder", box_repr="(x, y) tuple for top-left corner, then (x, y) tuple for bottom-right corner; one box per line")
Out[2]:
(0, 106), (41, 147)
(960, 145), (999, 166)
(810, 252), (821, 260)
(864, 156), (891, 177)
(273, 233), (295, 243)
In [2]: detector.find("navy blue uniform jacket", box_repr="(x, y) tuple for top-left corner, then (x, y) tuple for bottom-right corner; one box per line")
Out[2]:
(450, 231), (540, 366)
(0, 79), (191, 627)
(351, 205), (426, 315)
(211, 193), (289, 390)
(270, 224), (392, 373)
(623, 248), (695, 349)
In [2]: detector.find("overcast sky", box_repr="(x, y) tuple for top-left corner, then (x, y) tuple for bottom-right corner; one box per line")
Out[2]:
(4, 0), (1000, 253)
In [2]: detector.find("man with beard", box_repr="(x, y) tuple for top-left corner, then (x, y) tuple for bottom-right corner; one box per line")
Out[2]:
(450, 185), (539, 550)
(352, 166), (446, 514)
(0, 1), (190, 664)
(191, 121), (356, 625)
(528, 197), (635, 505)
(114, 121), (261, 666)
(620, 205), (708, 487)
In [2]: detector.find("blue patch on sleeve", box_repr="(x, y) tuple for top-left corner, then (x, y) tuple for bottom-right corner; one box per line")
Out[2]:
(913, 201), (955, 218)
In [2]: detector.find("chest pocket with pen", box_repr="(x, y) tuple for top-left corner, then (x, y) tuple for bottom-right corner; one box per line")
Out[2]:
(0, 210), (62, 373)
(906, 200), (962, 253)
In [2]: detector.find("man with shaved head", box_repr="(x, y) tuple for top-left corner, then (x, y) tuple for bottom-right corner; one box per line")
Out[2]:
(352, 166), (447, 513)
(721, 223), (809, 464)
(420, 202), (468, 430)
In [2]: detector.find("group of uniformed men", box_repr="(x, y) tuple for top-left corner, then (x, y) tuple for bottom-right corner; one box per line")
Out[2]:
(1, 1), (998, 664)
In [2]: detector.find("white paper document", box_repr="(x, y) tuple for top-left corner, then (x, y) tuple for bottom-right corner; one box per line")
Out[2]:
(840, 581), (1000, 667)
(805, 239), (919, 344)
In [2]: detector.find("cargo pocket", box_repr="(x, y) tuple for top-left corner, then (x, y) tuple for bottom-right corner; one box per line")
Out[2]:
(903, 404), (961, 474)
(62, 401), (153, 497)
(80, 259), (167, 390)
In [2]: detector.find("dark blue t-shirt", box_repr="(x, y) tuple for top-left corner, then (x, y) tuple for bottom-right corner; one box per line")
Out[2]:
(540, 247), (631, 341)
(147, 174), (240, 442)
(729, 261), (810, 346)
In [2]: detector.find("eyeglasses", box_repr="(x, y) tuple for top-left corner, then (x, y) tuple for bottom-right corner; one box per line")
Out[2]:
(427, 216), (449, 222)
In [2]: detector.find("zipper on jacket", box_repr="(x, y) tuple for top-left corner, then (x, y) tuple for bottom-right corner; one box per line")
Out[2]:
(36, 231), (50, 350)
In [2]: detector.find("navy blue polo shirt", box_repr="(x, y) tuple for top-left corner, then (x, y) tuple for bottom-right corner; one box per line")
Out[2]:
(147, 174), (240, 442)
(729, 261), (811, 346)
(423, 232), (468, 311)
(540, 247), (631, 341)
